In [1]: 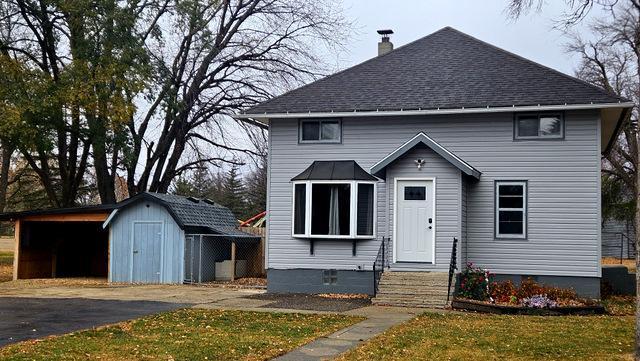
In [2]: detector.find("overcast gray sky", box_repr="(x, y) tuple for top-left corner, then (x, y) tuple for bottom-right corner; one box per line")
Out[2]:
(338, 0), (605, 76)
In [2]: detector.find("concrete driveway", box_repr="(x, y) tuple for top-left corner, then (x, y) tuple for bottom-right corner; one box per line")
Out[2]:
(0, 281), (266, 347)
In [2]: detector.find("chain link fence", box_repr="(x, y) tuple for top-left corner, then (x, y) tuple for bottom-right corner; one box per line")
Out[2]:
(183, 234), (264, 284)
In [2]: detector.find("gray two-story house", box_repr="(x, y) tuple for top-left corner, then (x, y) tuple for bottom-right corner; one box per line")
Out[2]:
(236, 27), (632, 306)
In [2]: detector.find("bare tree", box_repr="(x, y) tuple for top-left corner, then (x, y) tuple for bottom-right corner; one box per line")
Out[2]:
(506, 0), (619, 26)
(126, 0), (348, 194)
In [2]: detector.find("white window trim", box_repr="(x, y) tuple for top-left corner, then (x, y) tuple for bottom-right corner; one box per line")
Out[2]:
(291, 180), (377, 239)
(514, 113), (564, 140)
(495, 180), (527, 239)
(298, 119), (342, 144)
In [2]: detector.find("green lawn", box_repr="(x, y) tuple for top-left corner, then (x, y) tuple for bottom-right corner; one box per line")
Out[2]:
(338, 312), (633, 361)
(0, 309), (362, 361)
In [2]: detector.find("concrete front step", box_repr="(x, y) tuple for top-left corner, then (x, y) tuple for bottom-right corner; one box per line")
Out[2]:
(373, 271), (452, 308)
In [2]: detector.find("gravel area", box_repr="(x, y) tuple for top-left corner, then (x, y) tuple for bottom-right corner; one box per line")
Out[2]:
(245, 293), (371, 312)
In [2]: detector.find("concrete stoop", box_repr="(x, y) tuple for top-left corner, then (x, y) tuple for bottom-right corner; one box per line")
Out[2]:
(372, 271), (451, 308)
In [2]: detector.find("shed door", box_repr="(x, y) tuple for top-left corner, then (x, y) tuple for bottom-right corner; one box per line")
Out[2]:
(396, 180), (435, 263)
(132, 222), (163, 283)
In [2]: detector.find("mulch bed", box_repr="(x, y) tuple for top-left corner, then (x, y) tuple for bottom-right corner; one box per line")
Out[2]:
(452, 298), (606, 316)
(245, 293), (371, 312)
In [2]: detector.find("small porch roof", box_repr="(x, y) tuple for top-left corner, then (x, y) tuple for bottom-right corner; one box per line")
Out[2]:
(370, 132), (481, 179)
(291, 160), (378, 181)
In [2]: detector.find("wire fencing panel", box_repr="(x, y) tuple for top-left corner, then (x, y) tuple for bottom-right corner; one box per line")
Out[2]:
(183, 234), (263, 284)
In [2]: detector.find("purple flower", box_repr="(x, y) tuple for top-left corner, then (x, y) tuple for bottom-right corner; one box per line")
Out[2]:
(522, 295), (557, 309)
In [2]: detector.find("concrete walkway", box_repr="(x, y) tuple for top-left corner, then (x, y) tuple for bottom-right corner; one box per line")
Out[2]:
(273, 306), (423, 361)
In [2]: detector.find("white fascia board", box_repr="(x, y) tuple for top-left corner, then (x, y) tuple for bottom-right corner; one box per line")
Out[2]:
(235, 102), (635, 122)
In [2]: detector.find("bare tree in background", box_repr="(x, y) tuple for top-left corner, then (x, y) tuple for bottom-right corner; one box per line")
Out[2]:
(507, 0), (640, 358)
(127, 0), (348, 195)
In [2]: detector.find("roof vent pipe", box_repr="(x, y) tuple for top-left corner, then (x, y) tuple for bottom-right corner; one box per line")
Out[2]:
(377, 29), (394, 56)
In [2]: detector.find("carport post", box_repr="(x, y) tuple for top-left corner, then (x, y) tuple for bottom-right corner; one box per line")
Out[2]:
(12, 219), (20, 281)
(231, 240), (236, 282)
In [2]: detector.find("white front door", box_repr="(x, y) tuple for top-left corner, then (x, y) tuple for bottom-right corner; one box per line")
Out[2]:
(396, 179), (435, 263)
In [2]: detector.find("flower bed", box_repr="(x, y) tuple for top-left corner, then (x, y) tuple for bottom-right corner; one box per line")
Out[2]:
(453, 263), (605, 315)
(451, 298), (605, 315)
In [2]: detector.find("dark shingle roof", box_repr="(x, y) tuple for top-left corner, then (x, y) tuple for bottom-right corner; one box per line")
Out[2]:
(291, 161), (378, 181)
(116, 192), (256, 238)
(244, 27), (625, 115)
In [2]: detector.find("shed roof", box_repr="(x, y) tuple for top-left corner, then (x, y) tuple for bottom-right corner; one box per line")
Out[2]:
(105, 192), (258, 238)
(291, 161), (378, 181)
(241, 27), (628, 116)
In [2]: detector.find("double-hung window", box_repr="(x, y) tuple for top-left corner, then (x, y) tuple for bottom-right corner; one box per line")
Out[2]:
(495, 181), (527, 239)
(292, 181), (376, 239)
(515, 114), (563, 139)
(299, 119), (341, 143)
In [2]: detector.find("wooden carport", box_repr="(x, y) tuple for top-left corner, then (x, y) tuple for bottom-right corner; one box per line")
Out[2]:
(0, 205), (116, 280)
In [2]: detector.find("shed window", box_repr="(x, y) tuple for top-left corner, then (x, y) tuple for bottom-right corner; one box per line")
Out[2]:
(495, 181), (527, 238)
(299, 119), (341, 143)
(515, 114), (563, 139)
(292, 181), (376, 239)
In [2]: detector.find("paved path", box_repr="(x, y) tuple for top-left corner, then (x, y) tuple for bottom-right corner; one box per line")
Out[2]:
(273, 306), (423, 361)
(0, 297), (185, 347)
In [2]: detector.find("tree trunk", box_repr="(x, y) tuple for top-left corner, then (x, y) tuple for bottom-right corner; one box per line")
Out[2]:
(0, 144), (12, 212)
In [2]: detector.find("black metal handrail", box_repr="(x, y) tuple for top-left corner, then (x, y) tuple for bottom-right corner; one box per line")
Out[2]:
(373, 236), (389, 296)
(446, 237), (458, 303)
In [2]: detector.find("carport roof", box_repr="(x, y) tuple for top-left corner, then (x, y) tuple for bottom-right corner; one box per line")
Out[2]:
(0, 204), (117, 221)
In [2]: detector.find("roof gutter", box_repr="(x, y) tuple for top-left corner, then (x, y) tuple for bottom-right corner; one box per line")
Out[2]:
(235, 102), (635, 122)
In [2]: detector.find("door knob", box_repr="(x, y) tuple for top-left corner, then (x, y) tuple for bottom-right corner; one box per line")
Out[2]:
(428, 226), (432, 229)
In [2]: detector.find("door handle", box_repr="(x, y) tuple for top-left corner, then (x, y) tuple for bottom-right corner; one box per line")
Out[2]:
(133, 250), (139, 254)
(428, 218), (433, 229)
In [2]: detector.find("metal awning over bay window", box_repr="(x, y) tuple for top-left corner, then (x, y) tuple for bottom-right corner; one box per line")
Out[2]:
(291, 161), (378, 240)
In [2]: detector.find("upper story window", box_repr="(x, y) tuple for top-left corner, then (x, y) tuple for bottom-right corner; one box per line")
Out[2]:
(515, 113), (563, 140)
(495, 181), (527, 239)
(293, 181), (376, 239)
(299, 119), (341, 143)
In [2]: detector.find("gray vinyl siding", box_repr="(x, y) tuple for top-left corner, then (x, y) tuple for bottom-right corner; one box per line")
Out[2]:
(267, 109), (600, 277)
(109, 202), (185, 283)
(386, 145), (460, 271)
(461, 175), (468, 268)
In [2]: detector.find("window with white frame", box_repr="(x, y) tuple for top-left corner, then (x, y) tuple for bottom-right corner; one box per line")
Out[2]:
(495, 181), (527, 238)
(299, 119), (341, 143)
(515, 114), (563, 139)
(292, 181), (376, 238)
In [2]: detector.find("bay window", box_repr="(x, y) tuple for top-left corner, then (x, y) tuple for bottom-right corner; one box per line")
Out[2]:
(292, 180), (376, 239)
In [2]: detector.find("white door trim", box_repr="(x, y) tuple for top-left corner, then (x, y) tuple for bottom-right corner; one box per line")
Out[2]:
(392, 177), (437, 264)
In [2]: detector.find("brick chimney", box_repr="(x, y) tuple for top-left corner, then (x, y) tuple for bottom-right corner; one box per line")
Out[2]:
(377, 29), (394, 56)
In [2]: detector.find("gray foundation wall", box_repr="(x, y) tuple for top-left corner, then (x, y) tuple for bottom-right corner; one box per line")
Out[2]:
(491, 274), (601, 299)
(267, 269), (374, 295)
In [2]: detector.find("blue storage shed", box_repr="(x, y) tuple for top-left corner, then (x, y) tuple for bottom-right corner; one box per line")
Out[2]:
(104, 192), (260, 284)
